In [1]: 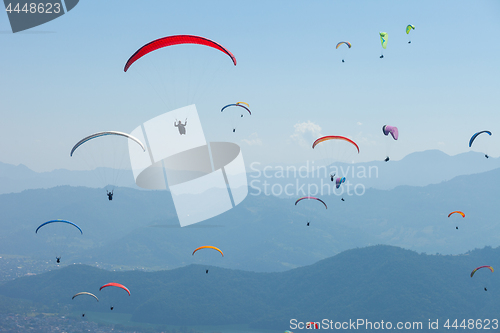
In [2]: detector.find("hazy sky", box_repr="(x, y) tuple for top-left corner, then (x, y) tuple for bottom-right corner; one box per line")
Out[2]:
(1, 0), (499, 172)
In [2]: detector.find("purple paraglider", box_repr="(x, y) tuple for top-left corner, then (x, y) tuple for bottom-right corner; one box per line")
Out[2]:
(382, 125), (399, 140)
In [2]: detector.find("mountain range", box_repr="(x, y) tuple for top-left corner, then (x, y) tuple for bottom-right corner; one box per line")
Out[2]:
(0, 163), (499, 273)
(1, 245), (498, 331)
(0, 150), (498, 194)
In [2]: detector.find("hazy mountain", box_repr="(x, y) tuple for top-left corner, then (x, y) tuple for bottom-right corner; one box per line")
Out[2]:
(0, 150), (498, 195)
(0, 162), (140, 194)
(0, 164), (499, 273)
(1, 245), (498, 331)
(248, 150), (500, 193)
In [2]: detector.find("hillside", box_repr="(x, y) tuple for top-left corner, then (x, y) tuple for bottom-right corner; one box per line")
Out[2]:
(1, 245), (498, 331)
(1, 165), (500, 273)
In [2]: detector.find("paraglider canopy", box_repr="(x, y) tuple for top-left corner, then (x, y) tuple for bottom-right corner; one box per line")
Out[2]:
(99, 282), (131, 296)
(295, 196), (328, 209)
(36, 220), (82, 234)
(448, 211), (465, 218)
(192, 246), (224, 257)
(379, 32), (388, 49)
(336, 41), (351, 49)
(124, 35), (237, 72)
(406, 25), (415, 34)
(469, 131), (492, 147)
(221, 104), (251, 115)
(72, 292), (99, 302)
(471, 266), (494, 277)
(382, 125), (399, 140)
(70, 131), (145, 157)
(312, 136), (359, 153)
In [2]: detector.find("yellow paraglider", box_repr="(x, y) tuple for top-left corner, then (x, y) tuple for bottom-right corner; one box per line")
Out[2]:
(236, 102), (249, 108)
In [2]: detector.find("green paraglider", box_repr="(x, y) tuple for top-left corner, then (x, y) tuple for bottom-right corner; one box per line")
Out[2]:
(406, 24), (415, 43)
(379, 32), (388, 58)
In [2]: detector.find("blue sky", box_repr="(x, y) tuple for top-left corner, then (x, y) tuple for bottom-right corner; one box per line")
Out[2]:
(0, 0), (499, 172)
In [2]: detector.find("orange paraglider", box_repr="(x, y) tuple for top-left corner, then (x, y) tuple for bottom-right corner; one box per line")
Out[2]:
(192, 246), (224, 257)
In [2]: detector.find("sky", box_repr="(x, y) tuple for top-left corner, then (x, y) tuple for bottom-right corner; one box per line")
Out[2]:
(0, 0), (499, 172)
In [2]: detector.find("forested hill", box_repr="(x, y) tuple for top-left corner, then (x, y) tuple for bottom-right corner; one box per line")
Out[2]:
(1, 245), (499, 330)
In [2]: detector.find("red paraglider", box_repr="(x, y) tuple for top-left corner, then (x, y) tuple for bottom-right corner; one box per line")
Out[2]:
(99, 283), (130, 296)
(124, 35), (237, 72)
(312, 136), (359, 153)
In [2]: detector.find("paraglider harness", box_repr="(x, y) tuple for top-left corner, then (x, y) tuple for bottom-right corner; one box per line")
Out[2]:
(174, 118), (188, 135)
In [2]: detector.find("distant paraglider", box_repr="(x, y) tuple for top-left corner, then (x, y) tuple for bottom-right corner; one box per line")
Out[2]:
(406, 25), (415, 43)
(448, 211), (465, 229)
(379, 32), (388, 58)
(295, 196), (327, 226)
(221, 103), (251, 132)
(35, 220), (83, 264)
(336, 41), (351, 63)
(469, 131), (492, 158)
(383, 125), (398, 161)
(193, 246), (223, 274)
(99, 282), (130, 310)
(335, 177), (346, 189)
(313, 136), (359, 180)
(36, 220), (83, 262)
(471, 266), (494, 291)
(70, 131), (146, 195)
(73, 292), (98, 319)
